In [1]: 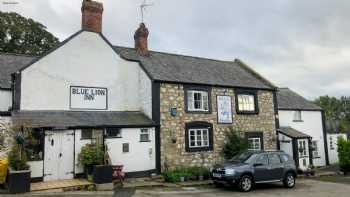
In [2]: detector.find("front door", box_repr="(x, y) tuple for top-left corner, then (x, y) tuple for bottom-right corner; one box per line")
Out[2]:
(297, 139), (309, 170)
(44, 130), (74, 181)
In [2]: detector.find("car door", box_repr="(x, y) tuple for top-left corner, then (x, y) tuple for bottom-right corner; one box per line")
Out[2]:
(253, 154), (270, 182)
(268, 153), (284, 180)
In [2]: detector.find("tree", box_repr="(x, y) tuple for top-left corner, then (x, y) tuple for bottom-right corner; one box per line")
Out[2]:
(314, 96), (350, 133)
(0, 11), (59, 56)
(221, 127), (249, 159)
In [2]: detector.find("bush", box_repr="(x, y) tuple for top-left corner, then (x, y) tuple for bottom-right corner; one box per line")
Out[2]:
(162, 166), (210, 182)
(221, 128), (249, 159)
(338, 137), (350, 172)
(8, 144), (29, 171)
(78, 144), (104, 167)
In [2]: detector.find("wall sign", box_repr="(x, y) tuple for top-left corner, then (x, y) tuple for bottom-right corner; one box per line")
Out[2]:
(70, 86), (108, 110)
(217, 95), (233, 124)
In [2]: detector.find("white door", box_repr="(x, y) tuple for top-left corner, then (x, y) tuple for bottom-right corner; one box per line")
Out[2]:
(44, 130), (74, 181)
(297, 139), (310, 170)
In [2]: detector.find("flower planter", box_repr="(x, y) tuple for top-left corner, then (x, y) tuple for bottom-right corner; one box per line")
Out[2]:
(93, 165), (113, 184)
(7, 168), (31, 194)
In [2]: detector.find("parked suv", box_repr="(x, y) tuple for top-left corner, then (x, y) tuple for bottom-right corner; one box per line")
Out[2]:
(211, 150), (297, 192)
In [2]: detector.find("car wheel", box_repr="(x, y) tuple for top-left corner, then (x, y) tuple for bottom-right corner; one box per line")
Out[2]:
(238, 175), (253, 192)
(283, 173), (296, 188)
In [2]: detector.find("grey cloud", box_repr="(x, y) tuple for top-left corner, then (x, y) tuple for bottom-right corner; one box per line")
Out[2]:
(1, 0), (349, 99)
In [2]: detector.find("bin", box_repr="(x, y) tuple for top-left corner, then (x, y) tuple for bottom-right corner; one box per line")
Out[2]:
(0, 158), (8, 184)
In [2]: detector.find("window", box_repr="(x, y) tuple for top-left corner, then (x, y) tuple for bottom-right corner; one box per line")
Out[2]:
(105, 128), (122, 138)
(25, 129), (44, 161)
(298, 140), (308, 157)
(293, 111), (302, 121)
(185, 122), (213, 152)
(81, 129), (93, 139)
(188, 129), (210, 148)
(187, 90), (209, 112)
(238, 94), (255, 112)
(312, 141), (319, 158)
(269, 154), (282, 165)
(248, 138), (261, 151)
(140, 129), (150, 142)
(255, 154), (268, 166)
(280, 154), (290, 163)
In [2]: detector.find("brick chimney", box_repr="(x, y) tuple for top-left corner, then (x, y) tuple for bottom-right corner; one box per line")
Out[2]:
(81, 0), (103, 32)
(134, 23), (149, 56)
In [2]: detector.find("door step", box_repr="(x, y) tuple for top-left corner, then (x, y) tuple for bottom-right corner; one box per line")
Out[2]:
(31, 179), (93, 191)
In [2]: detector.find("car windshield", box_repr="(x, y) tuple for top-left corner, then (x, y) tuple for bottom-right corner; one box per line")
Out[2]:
(229, 152), (256, 163)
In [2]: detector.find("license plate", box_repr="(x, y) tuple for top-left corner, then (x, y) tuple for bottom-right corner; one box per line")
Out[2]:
(212, 173), (222, 178)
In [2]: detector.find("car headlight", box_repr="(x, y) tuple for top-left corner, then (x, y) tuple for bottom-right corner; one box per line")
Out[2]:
(225, 169), (235, 175)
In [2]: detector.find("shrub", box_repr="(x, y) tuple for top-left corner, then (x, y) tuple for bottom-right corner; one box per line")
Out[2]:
(338, 137), (350, 172)
(8, 144), (29, 171)
(162, 166), (210, 182)
(221, 128), (249, 159)
(78, 144), (104, 167)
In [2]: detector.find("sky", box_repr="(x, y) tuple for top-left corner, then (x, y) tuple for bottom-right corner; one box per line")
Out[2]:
(1, 0), (349, 100)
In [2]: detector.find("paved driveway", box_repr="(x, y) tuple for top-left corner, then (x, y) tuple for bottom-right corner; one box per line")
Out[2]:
(131, 179), (350, 197)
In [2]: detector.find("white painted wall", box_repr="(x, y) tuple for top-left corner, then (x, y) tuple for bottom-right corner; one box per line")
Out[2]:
(139, 68), (152, 118)
(279, 110), (326, 166)
(74, 129), (92, 174)
(327, 133), (348, 164)
(278, 133), (293, 158)
(0, 90), (11, 111)
(20, 31), (152, 115)
(27, 160), (43, 178)
(105, 128), (155, 173)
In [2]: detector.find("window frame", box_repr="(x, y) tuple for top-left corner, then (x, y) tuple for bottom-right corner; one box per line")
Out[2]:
(184, 85), (212, 113)
(245, 132), (264, 150)
(140, 128), (151, 142)
(185, 122), (213, 152)
(188, 128), (210, 148)
(298, 140), (308, 157)
(105, 128), (122, 138)
(248, 137), (262, 151)
(235, 89), (259, 115)
(312, 140), (320, 158)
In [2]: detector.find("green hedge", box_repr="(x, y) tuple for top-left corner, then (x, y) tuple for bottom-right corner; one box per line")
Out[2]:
(338, 137), (350, 172)
(162, 166), (210, 182)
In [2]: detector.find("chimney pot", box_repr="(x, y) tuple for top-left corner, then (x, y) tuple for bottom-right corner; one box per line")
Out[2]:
(81, 0), (103, 32)
(134, 23), (149, 56)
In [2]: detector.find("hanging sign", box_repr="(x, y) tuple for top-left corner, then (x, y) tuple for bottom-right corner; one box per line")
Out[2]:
(70, 86), (108, 110)
(217, 95), (233, 124)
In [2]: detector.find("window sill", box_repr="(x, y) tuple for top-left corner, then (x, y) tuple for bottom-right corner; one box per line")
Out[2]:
(140, 140), (151, 143)
(186, 110), (211, 114)
(237, 111), (259, 115)
(105, 136), (122, 139)
(293, 120), (304, 122)
(313, 156), (321, 159)
(185, 147), (213, 152)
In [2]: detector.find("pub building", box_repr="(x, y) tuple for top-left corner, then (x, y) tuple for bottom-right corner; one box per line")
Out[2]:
(0, 0), (279, 182)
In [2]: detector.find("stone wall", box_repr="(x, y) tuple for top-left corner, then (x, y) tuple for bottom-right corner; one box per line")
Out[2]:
(159, 83), (276, 170)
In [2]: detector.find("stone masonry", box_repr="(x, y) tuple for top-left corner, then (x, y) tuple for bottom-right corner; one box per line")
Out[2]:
(159, 83), (277, 171)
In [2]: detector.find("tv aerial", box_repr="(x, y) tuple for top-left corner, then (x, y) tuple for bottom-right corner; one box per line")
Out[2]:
(140, 0), (153, 23)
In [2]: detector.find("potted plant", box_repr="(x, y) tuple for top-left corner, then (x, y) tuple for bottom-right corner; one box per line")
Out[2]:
(7, 143), (31, 194)
(78, 144), (112, 184)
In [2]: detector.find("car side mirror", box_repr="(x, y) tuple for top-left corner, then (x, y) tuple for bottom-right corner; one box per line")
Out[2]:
(254, 163), (263, 167)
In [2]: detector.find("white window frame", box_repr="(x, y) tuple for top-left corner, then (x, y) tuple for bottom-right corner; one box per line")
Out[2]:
(140, 128), (150, 142)
(293, 111), (302, 121)
(187, 90), (209, 112)
(329, 136), (334, 150)
(312, 141), (319, 158)
(248, 137), (261, 151)
(188, 128), (210, 148)
(237, 94), (256, 112)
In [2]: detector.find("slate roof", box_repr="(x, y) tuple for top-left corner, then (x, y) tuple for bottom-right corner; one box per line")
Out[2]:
(278, 127), (311, 138)
(0, 53), (36, 89)
(12, 111), (155, 128)
(277, 88), (322, 111)
(114, 46), (276, 90)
